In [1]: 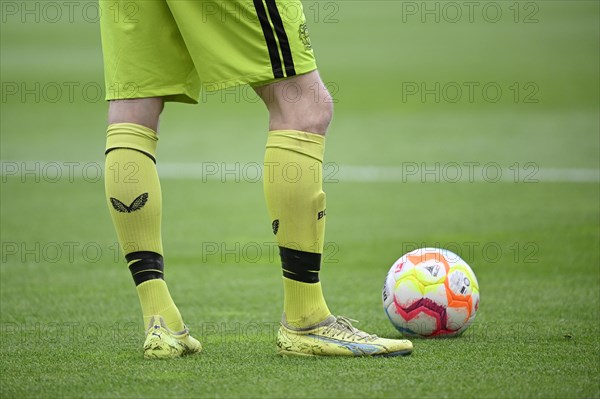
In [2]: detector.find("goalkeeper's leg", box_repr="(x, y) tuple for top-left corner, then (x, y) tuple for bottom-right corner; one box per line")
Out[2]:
(257, 71), (412, 356)
(104, 98), (201, 359)
(257, 71), (333, 329)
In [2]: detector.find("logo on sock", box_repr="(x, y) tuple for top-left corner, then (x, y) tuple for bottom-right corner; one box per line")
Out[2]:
(110, 193), (148, 213)
(272, 219), (279, 235)
(317, 209), (326, 220)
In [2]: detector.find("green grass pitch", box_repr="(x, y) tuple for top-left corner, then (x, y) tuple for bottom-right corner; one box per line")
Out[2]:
(1, 1), (599, 398)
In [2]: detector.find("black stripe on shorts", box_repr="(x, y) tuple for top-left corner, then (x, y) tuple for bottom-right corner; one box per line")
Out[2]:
(253, 0), (284, 79)
(264, 0), (296, 77)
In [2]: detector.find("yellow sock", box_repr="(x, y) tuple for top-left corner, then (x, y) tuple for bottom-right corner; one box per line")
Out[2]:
(282, 278), (330, 327)
(105, 123), (162, 254)
(105, 123), (184, 332)
(136, 279), (184, 332)
(264, 130), (326, 252)
(264, 130), (331, 327)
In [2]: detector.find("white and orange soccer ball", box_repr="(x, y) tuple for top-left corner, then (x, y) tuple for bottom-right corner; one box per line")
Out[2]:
(382, 248), (479, 337)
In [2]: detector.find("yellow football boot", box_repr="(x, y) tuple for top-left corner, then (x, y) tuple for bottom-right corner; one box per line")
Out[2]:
(277, 315), (413, 357)
(143, 315), (202, 359)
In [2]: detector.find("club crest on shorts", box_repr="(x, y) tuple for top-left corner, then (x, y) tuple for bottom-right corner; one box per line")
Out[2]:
(299, 23), (312, 50)
(272, 219), (280, 235)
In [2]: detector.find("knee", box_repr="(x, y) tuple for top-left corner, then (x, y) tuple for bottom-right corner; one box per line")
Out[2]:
(258, 72), (335, 135)
(309, 97), (334, 135)
(286, 90), (334, 135)
(108, 97), (164, 132)
(298, 79), (334, 135)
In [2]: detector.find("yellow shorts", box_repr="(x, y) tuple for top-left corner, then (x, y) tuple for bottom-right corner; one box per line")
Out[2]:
(100, 0), (318, 103)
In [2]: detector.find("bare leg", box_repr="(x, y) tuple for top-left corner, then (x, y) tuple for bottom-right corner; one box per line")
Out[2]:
(254, 70), (333, 135)
(108, 97), (164, 132)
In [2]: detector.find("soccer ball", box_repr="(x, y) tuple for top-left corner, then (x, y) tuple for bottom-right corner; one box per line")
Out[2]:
(382, 248), (479, 338)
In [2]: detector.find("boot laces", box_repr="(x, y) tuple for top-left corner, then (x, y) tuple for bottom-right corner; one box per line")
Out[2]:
(323, 316), (378, 342)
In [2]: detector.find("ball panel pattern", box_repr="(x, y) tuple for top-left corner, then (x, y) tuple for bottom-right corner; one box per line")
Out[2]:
(383, 248), (479, 338)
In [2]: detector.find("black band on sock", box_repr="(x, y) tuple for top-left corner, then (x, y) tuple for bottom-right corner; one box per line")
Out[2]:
(280, 247), (321, 283)
(105, 147), (156, 164)
(126, 251), (164, 285)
